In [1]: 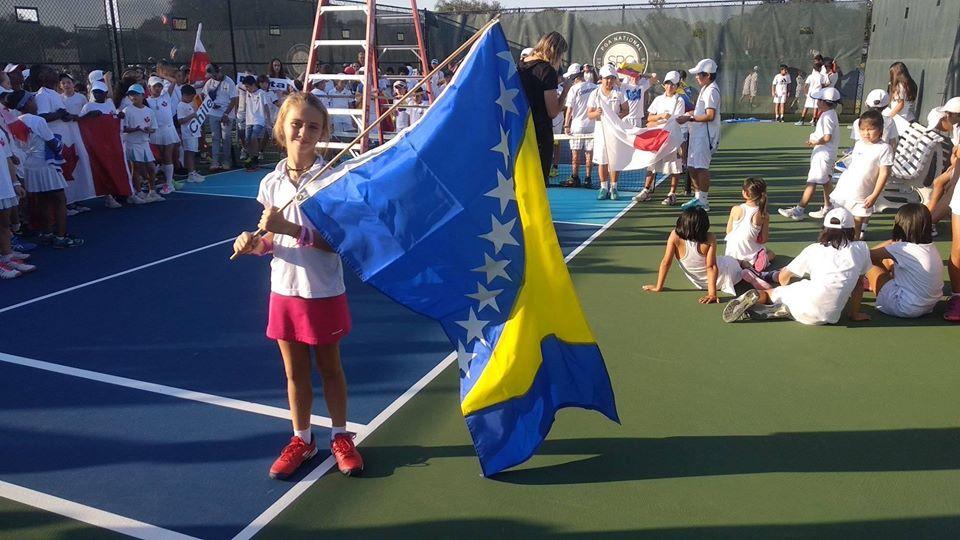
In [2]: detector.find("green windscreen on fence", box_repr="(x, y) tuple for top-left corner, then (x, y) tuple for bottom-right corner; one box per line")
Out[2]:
(863, 0), (960, 121)
(429, 1), (871, 119)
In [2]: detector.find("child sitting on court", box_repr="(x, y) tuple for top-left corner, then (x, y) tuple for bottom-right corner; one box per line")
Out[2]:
(866, 203), (944, 318)
(829, 110), (893, 239)
(725, 177), (774, 271)
(779, 87), (841, 221)
(643, 207), (743, 304)
(232, 92), (363, 479)
(723, 207), (871, 324)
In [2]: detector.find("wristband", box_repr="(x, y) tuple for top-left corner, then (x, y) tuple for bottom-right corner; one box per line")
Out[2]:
(257, 236), (274, 256)
(295, 225), (315, 248)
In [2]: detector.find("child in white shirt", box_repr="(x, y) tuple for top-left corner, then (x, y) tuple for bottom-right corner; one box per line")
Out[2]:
(176, 84), (203, 183)
(587, 65), (629, 201)
(771, 64), (791, 122)
(779, 87), (840, 221)
(724, 207), (871, 325)
(725, 177), (774, 271)
(562, 69), (596, 188)
(636, 71), (685, 205)
(59, 74), (88, 117)
(0, 123), (35, 278)
(121, 84), (162, 202)
(829, 110), (894, 238)
(866, 204), (944, 318)
(241, 75), (278, 170)
(146, 75), (179, 194)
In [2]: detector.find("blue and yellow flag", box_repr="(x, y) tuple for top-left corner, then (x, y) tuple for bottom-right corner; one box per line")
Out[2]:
(299, 23), (618, 476)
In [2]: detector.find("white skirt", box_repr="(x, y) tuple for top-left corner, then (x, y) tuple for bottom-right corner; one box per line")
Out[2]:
(150, 126), (180, 146)
(0, 196), (18, 209)
(126, 142), (155, 163)
(23, 165), (68, 193)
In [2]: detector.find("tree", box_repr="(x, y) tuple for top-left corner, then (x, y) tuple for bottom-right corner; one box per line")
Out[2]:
(435, 0), (502, 13)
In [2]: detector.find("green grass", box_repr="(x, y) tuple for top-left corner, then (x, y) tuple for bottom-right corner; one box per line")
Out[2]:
(3, 123), (958, 539)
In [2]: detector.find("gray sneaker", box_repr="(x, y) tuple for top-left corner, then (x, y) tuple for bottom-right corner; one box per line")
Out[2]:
(723, 289), (760, 323)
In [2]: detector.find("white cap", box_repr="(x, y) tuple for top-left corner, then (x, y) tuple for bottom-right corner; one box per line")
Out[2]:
(430, 58), (439, 65)
(520, 47), (534, 58)
(392, 79), (406, 89)
(147, 76), (163, 87)
(564, 63), (582, 78)
(942, 96), (960, 113)
(663, 71), (681, 85)
(811, 87), (841, 102)
(91, 81), (109, 93)
(88, 70), (104, 83)
(864, 89), (889, 108)
(927, 97), (960, 129)
(823, 207), (855, 229)
(689, 58), (717, 74)
(599, 65), (616, 79)
(753, 65), (759, 70)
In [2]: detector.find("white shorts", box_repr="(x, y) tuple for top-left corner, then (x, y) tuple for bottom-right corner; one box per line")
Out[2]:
(654, 153), (682, 175)
(150, 126), (180, 146)
(767, 280), (826, 325)
(126, 142), (154, 163)
(807, 151), (834, 184)
(804, 97), (817, 109)
(569, 133), (594, 152)
(181, 136), (199, 153)
(830, 195), (873, 218)
(876, 282), (932, 318)
(0, 196), (18, 210)
(773, 95), (786, 104)
(687, 133), (715, 170)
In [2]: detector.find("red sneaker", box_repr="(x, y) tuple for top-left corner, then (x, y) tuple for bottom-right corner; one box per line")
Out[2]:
(269, 436), (318, 480)
(753, 248), (769, 272)
(944, 295), (960, 322)
(331, 433), (363, 476)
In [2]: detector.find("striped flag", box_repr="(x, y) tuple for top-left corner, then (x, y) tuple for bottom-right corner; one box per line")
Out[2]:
(189, 23), (210, 86)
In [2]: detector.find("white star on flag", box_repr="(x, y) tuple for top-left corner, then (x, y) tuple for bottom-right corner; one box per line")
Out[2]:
(485, 170), (516, 214)
(496, 50), (517, 80)
(471, 253), (511, 284)
(455, 308), (489, 345)
(479, 215), (519, 254)
(490, 126), (510, 169)
(456, 341), (477, 378)
(466, 282), (503, 313)
(495, 78), (519, 120)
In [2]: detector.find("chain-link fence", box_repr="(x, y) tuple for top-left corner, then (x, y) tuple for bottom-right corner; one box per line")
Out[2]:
(0, 0), (874, 120)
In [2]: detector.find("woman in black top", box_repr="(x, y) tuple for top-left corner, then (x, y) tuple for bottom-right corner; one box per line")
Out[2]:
(518, 32), (571, 184)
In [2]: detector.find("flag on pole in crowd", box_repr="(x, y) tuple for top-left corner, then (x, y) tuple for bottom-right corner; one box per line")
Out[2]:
(78, 115), (132, 197)
(594, 98), (682, 173)
(189, 23), (210, 86)
(297, 23), (619, 476)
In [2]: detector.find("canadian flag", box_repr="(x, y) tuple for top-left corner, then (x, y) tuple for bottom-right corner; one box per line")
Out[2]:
(594, 97), (682, 172)
(189, 23), (210, 86)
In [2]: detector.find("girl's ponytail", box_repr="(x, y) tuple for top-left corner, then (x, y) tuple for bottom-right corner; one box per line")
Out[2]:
(743, 177), (768, 216)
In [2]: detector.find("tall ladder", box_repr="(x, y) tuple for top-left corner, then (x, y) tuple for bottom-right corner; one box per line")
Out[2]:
(304, 0), (432, 155)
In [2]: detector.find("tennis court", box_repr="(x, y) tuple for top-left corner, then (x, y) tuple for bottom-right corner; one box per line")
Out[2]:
(2, 123), (958, 539)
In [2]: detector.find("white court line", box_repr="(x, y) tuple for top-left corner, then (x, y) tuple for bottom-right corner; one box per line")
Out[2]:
(0, 352), (366, 433)
(175, 190), (258, 200)
(0, 480), (199, 540)
(0, 238), (234, 315)
(231, 198), (637, 540)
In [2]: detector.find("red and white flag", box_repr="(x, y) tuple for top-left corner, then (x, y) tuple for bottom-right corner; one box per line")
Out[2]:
(189, 23), (210, 86)
(594, 98), (682, 172)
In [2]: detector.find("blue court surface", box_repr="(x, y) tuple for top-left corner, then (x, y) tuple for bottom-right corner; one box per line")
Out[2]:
(0, 166), (631, 539)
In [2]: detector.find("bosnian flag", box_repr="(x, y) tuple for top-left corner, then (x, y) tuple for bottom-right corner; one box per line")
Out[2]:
(189, 23), (210, 86)
(594, 97), (682, 172)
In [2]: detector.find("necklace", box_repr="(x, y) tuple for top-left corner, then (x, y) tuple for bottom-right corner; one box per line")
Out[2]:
(286, 162), (313, 173)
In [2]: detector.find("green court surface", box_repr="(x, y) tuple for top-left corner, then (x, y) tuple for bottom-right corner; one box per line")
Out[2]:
(3, 123), (958, 539)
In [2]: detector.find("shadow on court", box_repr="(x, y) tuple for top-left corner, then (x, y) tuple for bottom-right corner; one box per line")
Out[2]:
(349, 428), (960, 484)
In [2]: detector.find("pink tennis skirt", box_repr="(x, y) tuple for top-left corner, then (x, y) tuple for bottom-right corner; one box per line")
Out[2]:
(266, 292), (351, 345)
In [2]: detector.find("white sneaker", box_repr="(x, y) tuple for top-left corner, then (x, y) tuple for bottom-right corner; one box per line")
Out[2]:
(145, 190), (165, 203)
(661, 193), (677, 206)
(0, 263), (21, 280)
(158, 184), (174, 195)
(127, 193), (147, 205)
(778, 206), (806, 221)
(808, 206), (831, 219)
(66, 207), (79, 216)
(634, 188), (652, 202)
(104, 195), (122, 209)
(8, 251), (30, 261)
(239, 150), (248, 161)
(187, 172), (205, 183)
(75, 204), (91, 213)
(3, 258), (35, 273)
(794, 120), (804, 126)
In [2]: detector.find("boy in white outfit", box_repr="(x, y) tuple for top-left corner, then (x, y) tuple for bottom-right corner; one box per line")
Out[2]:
(779, 87), (841, 221)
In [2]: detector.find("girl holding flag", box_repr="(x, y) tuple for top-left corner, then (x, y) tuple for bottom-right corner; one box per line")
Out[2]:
(587, 65), (628, 201)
